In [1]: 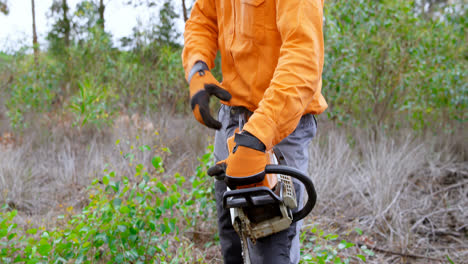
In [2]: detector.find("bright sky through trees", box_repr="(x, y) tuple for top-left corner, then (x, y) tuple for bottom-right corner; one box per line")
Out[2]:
(0, 0), (186, 52)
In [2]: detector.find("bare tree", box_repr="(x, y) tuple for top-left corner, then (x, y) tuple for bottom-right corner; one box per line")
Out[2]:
(62, 0), (70, 47)
(94, 0), (115, 31)
(98, 0), (105, 30)
(48, 0), (71, 50)
(31, 0), (39, 64)
(181, 0), (188, 22)
(49, 0), (71, 47)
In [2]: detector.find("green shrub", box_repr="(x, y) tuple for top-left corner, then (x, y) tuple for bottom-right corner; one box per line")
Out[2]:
(68, 77), (117, 128)
(4, 34), (190, 130)
(300, 226), (374, 264)
(0, 145), (216, 263)
(323, 0), (467, 130)
(3, 1), (467, 131)
(0, 141), (374, 263)
(5, 54), (61, 129)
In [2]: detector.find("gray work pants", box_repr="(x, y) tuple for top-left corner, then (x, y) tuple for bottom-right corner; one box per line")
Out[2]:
(214, 105), (317, 264)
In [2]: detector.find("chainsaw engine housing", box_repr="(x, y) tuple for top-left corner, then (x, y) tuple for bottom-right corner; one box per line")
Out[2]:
(225, 170), (298, 242)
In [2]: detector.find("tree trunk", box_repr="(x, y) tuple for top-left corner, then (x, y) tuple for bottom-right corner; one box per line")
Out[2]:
(62, 0), (70, 47)
(98, 0), (105, 30)
(181, 0), (188, 22)
(31, 0), (38, 65)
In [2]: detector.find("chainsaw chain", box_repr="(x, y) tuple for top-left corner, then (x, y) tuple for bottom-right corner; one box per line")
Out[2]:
(235, 219), (251, 264)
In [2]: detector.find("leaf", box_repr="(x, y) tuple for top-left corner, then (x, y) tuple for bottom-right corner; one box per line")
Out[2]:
(163, 197), (172, 210)
(102, 175), (109, 185)
(38, 242), (52, 256)
(138, 180), (146, 189)
(324, 233), (339, 240)
(175, 173), (185, 186)
(95, 233), (108, 244)
(446, 255), (455, 264)
(338, 240), (354, 249)
(114, 253), (124, 263)
(26, 228), (38, 235)
(7, 233), (16, 241)
(120, 206), (130, 214)
(360, 245), (375, 256)
(139, 145), (151, 152)
(125, 153), (135, 162)
(356, 254), (366, 262)
(355, 228), (363, 235)
(156, 182), (167, 193)
(333, 257), (342, 264)
(117, 225), (127, 233)
(113, 198), (122, 207)
(149, 221), (156, 231)
(155, 208), (162, 219)
(161, 147), (172, 154)
(152, 156), (163, 170)
(110, 181), (120, 192)
(169, 218), (177, 233)
(170, 193), (179, 205)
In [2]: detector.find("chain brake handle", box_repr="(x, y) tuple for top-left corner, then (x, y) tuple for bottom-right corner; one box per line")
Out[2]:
(265, 164), (317, 223)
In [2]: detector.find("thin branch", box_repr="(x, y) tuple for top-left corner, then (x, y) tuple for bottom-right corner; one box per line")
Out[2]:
(357, 242), (446, 263)
(410, 208), (459, 231)
(432, 180), (468, 196)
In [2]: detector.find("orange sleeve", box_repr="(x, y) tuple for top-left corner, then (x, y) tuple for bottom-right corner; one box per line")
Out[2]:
(182, 0), (218, 80)
(244, 0), (324, 150)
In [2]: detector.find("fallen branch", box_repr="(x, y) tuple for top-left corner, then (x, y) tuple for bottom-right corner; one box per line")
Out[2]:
(432, 180), (468, 196)
(357, 242), (445, 263)
(186, 230), (216, 236)
(416, 225), (463, 238)
(410, 208), (459, 231)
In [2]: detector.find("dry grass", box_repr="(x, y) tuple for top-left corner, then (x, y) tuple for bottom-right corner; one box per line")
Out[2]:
(0, 113), (209, 216)
(0, 113), (466, 263)
(309, 126), (467, 263)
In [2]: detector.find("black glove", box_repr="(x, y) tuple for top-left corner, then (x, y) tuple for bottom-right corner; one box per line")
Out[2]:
(188, 61), (231, 130)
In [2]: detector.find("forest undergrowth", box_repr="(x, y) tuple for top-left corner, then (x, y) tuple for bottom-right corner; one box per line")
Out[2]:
(0, 0), (466, 262)
(0, 111), (466, 263)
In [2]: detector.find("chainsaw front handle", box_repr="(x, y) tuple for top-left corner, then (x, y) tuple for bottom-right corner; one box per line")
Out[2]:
(265, 164), (317, 223)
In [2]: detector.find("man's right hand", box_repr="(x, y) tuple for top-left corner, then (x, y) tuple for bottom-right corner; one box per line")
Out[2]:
(207, 131), (269, 189)
(188, 61), (231, 130)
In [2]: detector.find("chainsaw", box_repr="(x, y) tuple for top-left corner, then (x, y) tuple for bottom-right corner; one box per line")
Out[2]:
(223, 148), (317, 263)
(210, 109), (317, 263)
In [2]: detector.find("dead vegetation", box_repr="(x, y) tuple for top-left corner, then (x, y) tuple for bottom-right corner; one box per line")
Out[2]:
(0, 113), (466, 263)
(309, 126), (468, 263)
(0, 113), (209, 215)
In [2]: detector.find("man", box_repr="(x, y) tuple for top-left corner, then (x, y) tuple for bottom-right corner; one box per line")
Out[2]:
(182, 0), (327, 263)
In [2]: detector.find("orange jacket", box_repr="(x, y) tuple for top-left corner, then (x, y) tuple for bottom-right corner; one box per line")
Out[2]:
(182, 0), (327, 150)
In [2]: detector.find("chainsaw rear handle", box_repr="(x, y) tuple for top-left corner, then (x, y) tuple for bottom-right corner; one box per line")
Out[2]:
(264, 164), (317, 223)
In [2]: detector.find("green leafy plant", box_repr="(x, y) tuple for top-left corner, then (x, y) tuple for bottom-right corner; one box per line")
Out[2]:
(0, 144), (216, 263)
(5, 55), (59, 130)
(323, 0), (467, 130)
(446, 255), (455, 264)
(300, 226), (374, 264)
(69, 77), (115, 128)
